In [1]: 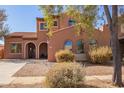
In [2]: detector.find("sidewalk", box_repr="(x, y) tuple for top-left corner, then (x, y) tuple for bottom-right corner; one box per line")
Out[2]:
(86, 75), (124, 81)
(10, 77), (45, 85)
(0, 75), (124, 86)
(1, 75), (123, 85)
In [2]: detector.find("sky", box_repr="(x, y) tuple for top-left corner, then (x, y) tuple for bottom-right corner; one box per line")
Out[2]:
(0, 5), (43, 32)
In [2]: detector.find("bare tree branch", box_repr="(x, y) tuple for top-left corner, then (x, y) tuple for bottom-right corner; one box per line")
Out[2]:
(112, 5), (118, 26)
(104, 5), (112, 25)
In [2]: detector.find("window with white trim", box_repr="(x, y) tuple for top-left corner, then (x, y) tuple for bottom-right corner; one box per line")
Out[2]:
(53, 21), (58, 26)
(10, 43), (22, 53)
(68, 19), (76, 26)
(40, 22), (47, 30)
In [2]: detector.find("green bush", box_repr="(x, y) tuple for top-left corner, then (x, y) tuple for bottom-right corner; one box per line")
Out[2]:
(88, 46), (112, 64)
(44, 63), (85, 88)
(55, 49), (75, 62)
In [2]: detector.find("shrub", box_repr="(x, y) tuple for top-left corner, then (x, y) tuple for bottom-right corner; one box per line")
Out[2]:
(55, 49), (75, 62)
(88, 46), (112, 64)
(44, 62), (85, 88)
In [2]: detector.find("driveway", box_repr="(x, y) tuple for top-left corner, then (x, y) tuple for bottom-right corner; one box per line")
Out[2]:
(0, 59), (26, 84)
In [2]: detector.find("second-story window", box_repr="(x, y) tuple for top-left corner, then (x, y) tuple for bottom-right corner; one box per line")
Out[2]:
(40, 23), (47, 30)
(53, 21), (58, 26)
(68, 19), (75, 26)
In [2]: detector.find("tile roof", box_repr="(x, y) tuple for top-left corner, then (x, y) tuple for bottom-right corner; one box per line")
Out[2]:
(7, 32), (37, 38)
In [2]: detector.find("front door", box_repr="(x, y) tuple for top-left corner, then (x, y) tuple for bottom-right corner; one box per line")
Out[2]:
(27, 43), (36, 59)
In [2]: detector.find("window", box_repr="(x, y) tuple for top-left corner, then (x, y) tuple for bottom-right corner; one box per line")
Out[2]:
(40, 23), (47, 30)
(64, 40), (72, 50)
(68, 19), (75, 26)
(53, 21), (58, 26)
(76, 40), (84, 53)
(89, 39), (97, 47)
(10, 43), (22, 53)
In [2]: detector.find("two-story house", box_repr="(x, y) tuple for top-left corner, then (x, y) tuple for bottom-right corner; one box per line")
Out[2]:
(4, 14), (112, 62)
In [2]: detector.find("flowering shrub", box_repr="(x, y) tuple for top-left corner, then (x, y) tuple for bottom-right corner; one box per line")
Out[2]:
(88, 46), (112, 64)
(55, 49), (74, 62)
(44, 63), (85, 88)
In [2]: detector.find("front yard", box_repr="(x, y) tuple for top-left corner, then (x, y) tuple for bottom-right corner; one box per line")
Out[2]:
(11, 61), (124, 88)
(0, 59), (124, 88)
(13, 62), (124, 77)
(86, 63), (124, 76)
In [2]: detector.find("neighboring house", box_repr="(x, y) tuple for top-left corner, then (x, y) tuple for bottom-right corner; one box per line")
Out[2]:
(0, 44), (4, 59)
(119, 23), (124, 57)
(4, 14), (124, 62)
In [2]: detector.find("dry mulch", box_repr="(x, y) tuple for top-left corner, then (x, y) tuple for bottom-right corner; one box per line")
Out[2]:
(85, 63), (124, 76)
(13, 62), (53, 77)
(13, 62), (124, 77)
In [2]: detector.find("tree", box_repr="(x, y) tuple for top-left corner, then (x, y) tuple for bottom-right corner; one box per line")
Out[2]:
(39, 5), (63, 37)
(104, 5), (123, 86)
(0, 9), (9, 40)
(39, 5), (124, 87)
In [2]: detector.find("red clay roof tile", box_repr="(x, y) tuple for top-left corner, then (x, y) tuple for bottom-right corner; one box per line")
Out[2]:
(7, 32), (37, 38)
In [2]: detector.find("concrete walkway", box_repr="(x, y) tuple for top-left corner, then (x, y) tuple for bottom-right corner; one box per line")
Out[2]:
(0, 59), (52, 85)
(86, 75), (124, 81)
(0, 61), (26, 84)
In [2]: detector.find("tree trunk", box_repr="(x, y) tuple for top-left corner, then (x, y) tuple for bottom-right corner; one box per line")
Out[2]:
(111, 21), (122, 86)
(111, 6), (122, 86)
(104, 5), (123, 87)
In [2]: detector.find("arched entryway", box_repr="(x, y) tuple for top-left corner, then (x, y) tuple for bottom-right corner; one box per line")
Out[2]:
(26, 42), (36, 59)
(39, 43), (48, 59)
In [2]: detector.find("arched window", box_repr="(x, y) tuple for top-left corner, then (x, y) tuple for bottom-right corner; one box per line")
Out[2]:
(76, 40), (84, 53)
(89, 39), (97, 47)
(64, 40), (72, 50)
